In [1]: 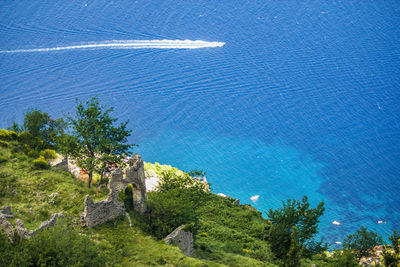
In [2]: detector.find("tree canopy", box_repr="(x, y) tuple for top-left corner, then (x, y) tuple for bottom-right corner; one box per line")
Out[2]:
(343, 226), (383, 260)
(65, 97), (133, 187)
(266, 196), (325, 266)
(10, 108), (66, 149)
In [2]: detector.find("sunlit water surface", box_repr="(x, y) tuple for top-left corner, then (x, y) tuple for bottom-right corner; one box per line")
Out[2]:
(1, 1), (399, 244)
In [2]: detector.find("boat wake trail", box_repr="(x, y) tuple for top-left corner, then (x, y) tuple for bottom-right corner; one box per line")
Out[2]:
(0, 39), (225, 54)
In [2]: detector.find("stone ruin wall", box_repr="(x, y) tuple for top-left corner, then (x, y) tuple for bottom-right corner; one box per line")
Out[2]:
(81, 153), (147, 228)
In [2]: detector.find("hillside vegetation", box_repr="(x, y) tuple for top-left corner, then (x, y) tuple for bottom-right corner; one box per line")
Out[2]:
(0, 140), (274, 266)
(2, 101), (398, 266)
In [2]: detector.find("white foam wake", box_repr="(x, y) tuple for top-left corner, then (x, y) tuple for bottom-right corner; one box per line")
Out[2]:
(0, 39), (225, 53)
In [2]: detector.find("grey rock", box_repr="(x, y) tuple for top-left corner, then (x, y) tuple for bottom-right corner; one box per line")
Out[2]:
(49, 156), (68, 171)
(82, 154), (147, 227)
(38, 213), (63, 231)
(164, 225), (194, 257)
(30, 213), (64, 236)
(0, 206), (13, 219)
(0, 213), (14, 241)
(48, 192), (58, 204)
(1, 206), (11, 214)
(15, 219), (30, 239)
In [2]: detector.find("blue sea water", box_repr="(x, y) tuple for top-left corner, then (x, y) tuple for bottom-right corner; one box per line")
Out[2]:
(1, 1), (399, 244)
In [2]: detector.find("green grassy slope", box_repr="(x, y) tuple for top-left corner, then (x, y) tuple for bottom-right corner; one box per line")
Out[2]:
(0, 143), (273, 266)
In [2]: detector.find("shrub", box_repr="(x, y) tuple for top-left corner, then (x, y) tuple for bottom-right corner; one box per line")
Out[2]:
(0, 129), (18, 141)
(383, 230), (400, 266)
(158, 169), (207, 192)
(329, 250), (359, 267)
(23, 221), (105, 267)
(40, 149), (57, 160)
(33, 156), (49, 170)
(18, 131), (45, 151)
(0, 140), (9, 148)
(0, 231), (30, 266)
(0, 156), (7, 164)
(145, 188), (201, 239)
(18, 131), (33, 144)
(27, 149), (40, 158)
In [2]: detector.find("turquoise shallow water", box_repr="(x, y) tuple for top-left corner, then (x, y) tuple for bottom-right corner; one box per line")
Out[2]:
(135, 129), (394, 244)
(0, 1), (399, 244)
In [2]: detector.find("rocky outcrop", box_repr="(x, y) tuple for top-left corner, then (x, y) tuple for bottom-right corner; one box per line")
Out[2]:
(0, 206), (11, 215)
(164, 225), (194, 257)
(81, 154), (147, 227)
(0, 207), (63, 242)
(0, 205), (13, 219)
(49, 155), (69, 171)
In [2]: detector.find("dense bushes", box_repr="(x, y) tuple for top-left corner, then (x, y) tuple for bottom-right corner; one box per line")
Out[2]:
(0, 140), (9, 148)
(143, 168), (274, 264)
(0, 222), (105, 267)
(0, 128), (58, 170)
(39, 148), (57, 160)
(146, 187), (206, 239)
(0, 129), (17, 141)
(266, 196), (326, 264)
(10, 109), (66, 149)
(32, 156), (50, 170)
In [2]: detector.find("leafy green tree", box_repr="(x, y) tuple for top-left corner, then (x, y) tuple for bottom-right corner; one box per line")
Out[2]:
(66, 97), (133, 187)
(285, 226), (303, 267)
(383, 229), (400, 267)
(9, 109), (66, 149)
(266, 196), (325, 266)
(343, 226), (383, 260)
(389, 229), (400, 255)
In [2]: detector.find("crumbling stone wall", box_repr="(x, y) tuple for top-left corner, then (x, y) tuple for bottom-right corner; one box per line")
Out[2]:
(82, 153), (147, 227)
(0, 207), (63, 242)
(164, 225), (194, 257)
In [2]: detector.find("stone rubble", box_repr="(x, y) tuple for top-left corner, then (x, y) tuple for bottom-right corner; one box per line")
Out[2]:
(0, 206), (64, 242)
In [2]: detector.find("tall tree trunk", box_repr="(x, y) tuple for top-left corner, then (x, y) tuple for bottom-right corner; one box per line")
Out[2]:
(88, 171), (93, 188)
